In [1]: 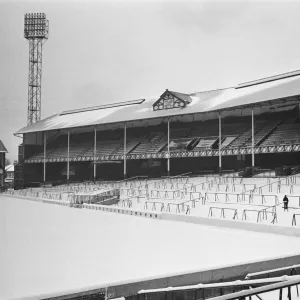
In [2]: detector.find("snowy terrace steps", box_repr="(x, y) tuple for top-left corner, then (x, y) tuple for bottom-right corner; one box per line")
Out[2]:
(129, 133), (158, 154)
(29, 138), (93, 160)
(147, 133), (168, 153)
(243, 119), (282, 147)
(225, 128), (252, 148)
(225, 121), (266, 148)
(262, 123), (300, 146)
(292, 166), (300, 175)
(112, 139), (141, 156)
(85, 140), (121, 157)
(129, 132), (168, 154)
(221, 136), (236, 148)
(28, 135), (68, 160)
(192, 137), (218, 150)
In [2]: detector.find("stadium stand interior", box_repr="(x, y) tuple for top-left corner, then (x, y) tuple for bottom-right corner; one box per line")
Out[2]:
(19, 108), (300, 183)
(26, 110), (300, 161)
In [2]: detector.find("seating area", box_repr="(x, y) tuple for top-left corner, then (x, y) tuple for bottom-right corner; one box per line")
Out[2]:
(25, 114), (300, 161)
(221, 136), (236, 148)
(113, 139), (141, 155)
(164, 138), (195, 152)
(93, 140), (122, 157)
(147, 133), (167, 153)
(262, 123), (300, 146)
(193, 137), (217, 150)
(244, 120), (281, 147)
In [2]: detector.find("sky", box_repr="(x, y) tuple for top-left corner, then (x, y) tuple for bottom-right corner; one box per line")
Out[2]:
(1, 0), (300, 161)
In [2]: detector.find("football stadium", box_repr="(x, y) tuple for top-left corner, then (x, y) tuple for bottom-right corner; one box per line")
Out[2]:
(2, 69), (300, 300)
(1, 8), (300, 300)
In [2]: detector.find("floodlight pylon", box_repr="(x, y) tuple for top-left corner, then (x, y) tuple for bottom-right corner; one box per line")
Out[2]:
(24, 13), (49, 125)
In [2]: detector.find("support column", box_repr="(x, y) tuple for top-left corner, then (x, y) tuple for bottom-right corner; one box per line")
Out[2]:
(124, 124), (127, 179)
(167, 119), (170, 176)
(43, 132), (46, 182)
(218, 112), (222, 175)
(67, 131), (70, 180)
(94, 127), (97, 182)
(252, 109), (255, 169)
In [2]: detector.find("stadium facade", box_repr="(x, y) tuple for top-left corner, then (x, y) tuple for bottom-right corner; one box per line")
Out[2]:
(15, 70), (300, 187)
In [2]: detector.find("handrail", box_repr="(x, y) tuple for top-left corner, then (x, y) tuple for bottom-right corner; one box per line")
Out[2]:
(206, 276), (300, 300)
(246, 264), (300, 279)
(138, 275), (300, 294)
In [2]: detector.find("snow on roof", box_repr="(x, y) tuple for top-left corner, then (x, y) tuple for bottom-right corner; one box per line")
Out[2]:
(15, 70), (300, 135)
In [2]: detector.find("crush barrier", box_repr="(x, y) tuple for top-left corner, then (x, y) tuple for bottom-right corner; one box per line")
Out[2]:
(208, 207), (238, 220)
(188, 191), (204, 203)
(144, 201), (165, 212)
(166, 203), (190, 214)
(292, 214), (300, 226)
(249, 194), (279, 205)
(150, 189), (186, 200)
(242, 209), (277, 224)
(204, 192), (242, 204)
(210, 183), (257, 193)
(117, 199), (132, 208)
(180, 199), (201, 209)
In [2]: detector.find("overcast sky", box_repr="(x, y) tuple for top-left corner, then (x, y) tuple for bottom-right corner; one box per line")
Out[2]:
(1, 0), (300, 161)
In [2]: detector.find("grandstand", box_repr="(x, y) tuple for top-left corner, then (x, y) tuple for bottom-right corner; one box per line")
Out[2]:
(13, 69), (300, 186)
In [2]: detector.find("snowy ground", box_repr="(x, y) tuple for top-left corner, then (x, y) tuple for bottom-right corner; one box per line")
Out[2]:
(1, 196), (300, 300)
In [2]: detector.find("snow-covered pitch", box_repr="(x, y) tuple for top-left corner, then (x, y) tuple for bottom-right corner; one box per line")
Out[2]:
(1, 195), (300, 300)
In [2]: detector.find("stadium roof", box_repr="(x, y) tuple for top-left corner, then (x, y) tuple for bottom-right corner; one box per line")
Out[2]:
(0, 140), (8, 153)
(15, 70), (300, 135)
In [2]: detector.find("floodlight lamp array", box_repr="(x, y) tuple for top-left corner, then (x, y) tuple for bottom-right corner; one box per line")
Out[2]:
(24, 13), (49, 39)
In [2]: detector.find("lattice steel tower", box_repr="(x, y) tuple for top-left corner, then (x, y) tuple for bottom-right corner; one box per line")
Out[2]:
(24, 13), (49, 125)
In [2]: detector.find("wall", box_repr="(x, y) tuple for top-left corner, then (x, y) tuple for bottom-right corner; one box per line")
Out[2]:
(26, 254), (300, 300)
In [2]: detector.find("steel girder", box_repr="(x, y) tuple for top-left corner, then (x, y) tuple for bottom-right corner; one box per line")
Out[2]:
(24, 144), (300, 164)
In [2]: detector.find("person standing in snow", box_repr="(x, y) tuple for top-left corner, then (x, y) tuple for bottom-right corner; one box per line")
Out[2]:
(283, 195), (289, 211)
